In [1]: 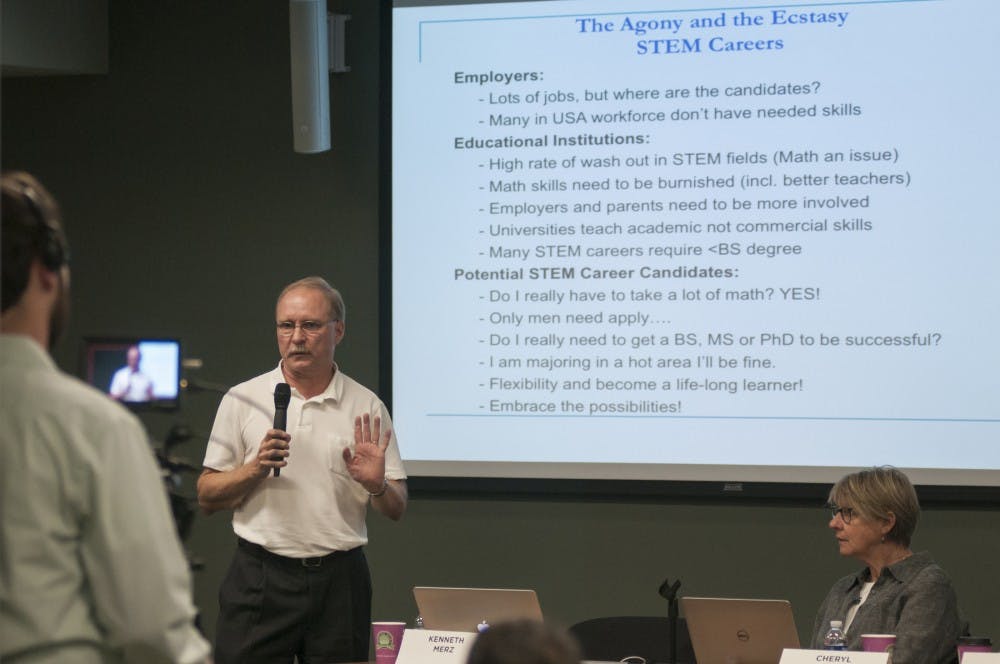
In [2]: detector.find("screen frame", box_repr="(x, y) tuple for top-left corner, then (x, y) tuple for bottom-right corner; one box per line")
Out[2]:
(378, 0), (1000, 505)
(79, 335), (183, 412)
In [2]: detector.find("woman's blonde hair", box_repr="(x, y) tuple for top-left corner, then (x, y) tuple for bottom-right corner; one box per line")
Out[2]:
(829, 466), (920, 546)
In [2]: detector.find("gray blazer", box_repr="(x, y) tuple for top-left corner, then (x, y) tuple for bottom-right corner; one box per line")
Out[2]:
(811, 551), (967, 664)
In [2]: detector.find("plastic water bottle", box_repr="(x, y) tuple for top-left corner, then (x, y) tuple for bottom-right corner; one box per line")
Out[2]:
(823, 620), (847, 650)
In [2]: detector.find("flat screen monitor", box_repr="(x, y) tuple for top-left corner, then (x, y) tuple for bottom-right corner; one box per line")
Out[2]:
(80, 337), (181, 410)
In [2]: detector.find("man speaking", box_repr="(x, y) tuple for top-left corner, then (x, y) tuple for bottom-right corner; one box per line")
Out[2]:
(197, 276), (407, 663)
(109, 344), (155, 402)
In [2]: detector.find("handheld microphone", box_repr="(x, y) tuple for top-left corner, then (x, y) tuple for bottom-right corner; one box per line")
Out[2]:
(272, 383), (291, 476)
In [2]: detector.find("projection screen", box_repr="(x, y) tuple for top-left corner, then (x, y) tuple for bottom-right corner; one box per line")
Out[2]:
(388, 0), (1000, 490)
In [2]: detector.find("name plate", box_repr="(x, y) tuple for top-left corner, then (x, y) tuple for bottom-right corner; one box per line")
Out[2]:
(397, 629), (478, 664)
(962, 654), (1000, 664)
(780, 649), (889, 664)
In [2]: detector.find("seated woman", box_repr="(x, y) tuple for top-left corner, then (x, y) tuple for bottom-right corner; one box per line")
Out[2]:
(811, 466), (965, 664)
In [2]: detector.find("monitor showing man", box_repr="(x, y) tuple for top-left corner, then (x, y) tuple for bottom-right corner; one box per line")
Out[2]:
(81, 336), (182, 410)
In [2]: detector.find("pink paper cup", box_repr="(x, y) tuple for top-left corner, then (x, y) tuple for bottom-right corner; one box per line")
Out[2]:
(957, 637), (993, 663)
(372, 621), (407, 664)
(862, 634), (897, 654)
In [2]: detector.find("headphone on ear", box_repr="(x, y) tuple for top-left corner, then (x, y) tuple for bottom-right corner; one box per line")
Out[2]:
(1, 173), (69, 270)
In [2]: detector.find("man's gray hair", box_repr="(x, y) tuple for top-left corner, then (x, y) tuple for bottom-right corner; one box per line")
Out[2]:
(277, 276), (345, 322)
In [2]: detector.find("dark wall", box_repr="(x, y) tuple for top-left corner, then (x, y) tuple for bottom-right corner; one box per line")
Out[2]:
(3, 0), (998, 648)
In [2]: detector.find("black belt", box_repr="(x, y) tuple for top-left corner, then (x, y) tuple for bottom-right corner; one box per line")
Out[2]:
(237, 537), (359, 568)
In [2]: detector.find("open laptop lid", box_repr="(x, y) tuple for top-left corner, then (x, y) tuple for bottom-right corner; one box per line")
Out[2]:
(681, 597), (800, 664)
(413, 587), (543, 632)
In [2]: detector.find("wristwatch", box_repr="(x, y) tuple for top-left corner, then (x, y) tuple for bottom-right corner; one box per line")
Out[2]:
(368, 477), (389, 497)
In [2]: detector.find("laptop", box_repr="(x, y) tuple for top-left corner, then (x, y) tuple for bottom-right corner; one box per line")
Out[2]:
(681, 597), (800, 664)
(413, 586), (543, 632)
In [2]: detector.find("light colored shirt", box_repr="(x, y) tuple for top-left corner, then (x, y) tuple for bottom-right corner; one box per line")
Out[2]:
(843, 580), (874, 633)
(0, 334), (211, 664)
(202, 363), (406, 558)
(109, 366), (154, 402)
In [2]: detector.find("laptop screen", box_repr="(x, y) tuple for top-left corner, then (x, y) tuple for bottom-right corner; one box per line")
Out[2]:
(413, 587), (543, 633)
(681, 597), (800, 664)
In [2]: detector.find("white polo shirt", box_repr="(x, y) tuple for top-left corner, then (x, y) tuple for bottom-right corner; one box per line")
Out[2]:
(202, 363), (407, 558)
(108, 366), (154, 401)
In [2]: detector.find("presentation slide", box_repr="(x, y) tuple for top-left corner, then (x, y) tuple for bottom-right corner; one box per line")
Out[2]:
(391, 0), (1000, 485)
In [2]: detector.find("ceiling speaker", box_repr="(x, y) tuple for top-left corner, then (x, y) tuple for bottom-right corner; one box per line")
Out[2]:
(289, 0), (331, 153)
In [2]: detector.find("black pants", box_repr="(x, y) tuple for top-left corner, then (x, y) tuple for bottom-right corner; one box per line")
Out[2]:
(214, 538), (372, 664)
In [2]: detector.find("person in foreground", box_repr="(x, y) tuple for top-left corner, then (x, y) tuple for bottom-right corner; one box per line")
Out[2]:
(466, 620), (581, 664)
(0, 171), (211, 663)
(811, 466), (965, 664)
(197, 276), (407, 663)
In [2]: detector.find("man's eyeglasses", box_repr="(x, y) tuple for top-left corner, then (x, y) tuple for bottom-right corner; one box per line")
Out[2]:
(276, 320), (336, 336)
(829, 505), (856, 524)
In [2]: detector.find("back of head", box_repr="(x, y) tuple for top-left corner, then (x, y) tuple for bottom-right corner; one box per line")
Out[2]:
(466, 620), (581, 664)
(1, 171), (69, 313)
